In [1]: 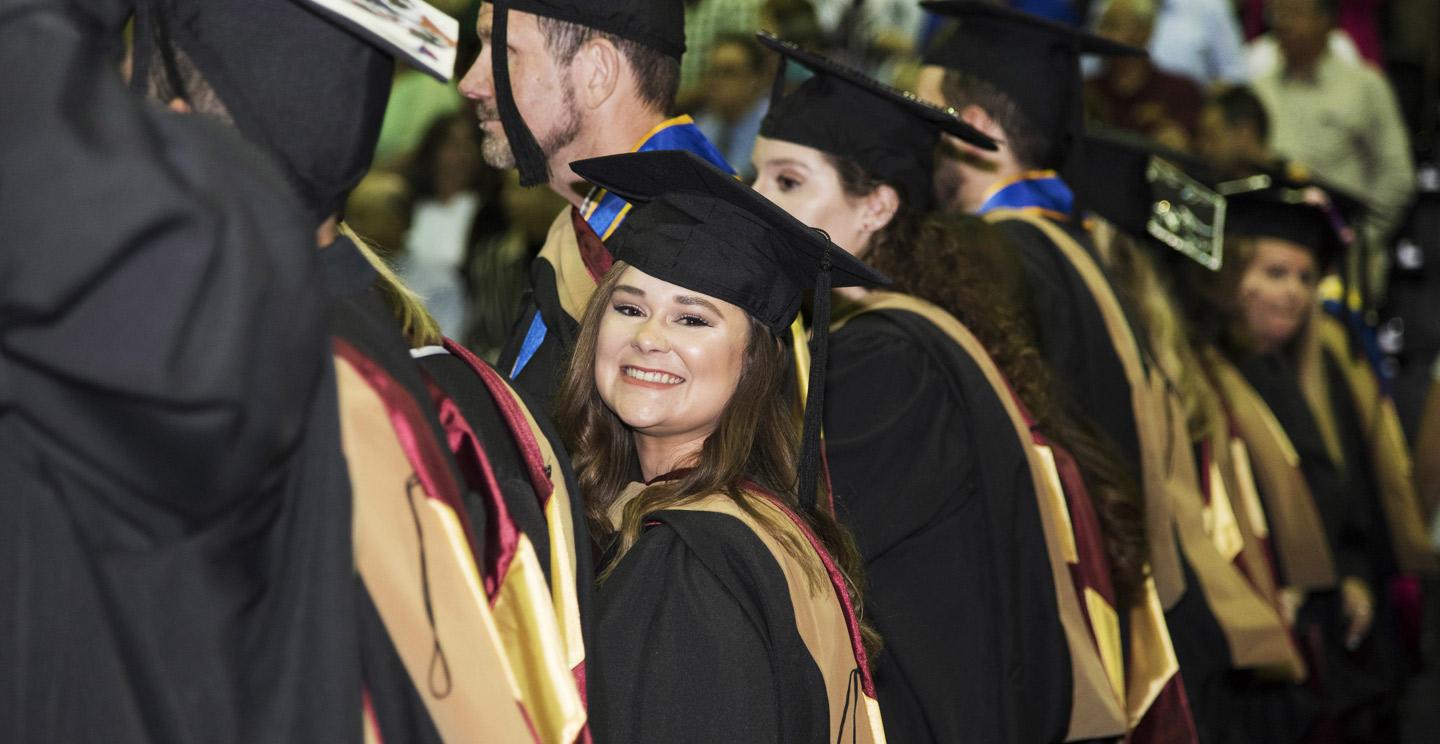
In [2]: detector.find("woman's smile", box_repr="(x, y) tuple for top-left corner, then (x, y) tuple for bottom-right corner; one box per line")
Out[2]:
(621, 365), (686, 387)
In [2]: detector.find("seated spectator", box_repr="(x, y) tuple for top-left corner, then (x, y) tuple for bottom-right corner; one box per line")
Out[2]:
(694, 33), (772, 180)
(1249, 0), (1415, 245)
(1197, 85), (1274, 177)
(1085, 0), (1203, 151)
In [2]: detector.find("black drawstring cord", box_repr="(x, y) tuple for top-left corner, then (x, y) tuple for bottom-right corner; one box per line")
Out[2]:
(798, 244), (834, 511)
(836, 666), (862, 744)
(405, 475), (452, 699)
(492, 3), (550, 187)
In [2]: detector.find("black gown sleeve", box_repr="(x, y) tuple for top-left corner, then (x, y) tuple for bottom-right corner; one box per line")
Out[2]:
(588, 511), (829, 744)
(823, 312), (1071, 744)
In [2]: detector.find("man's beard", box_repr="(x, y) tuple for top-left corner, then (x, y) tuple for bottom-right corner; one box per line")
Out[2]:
(477, 82), (581, 174)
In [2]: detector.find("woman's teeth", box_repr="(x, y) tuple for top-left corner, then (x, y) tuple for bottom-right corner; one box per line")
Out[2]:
(624, 367), (684, 385)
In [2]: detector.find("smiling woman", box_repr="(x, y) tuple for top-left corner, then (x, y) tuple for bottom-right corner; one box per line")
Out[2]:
(553, 150), (890, 743)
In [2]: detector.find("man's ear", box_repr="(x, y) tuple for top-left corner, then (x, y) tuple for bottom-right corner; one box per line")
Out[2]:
(958, 104), (1003, 146)
(573, 35), (621, 110)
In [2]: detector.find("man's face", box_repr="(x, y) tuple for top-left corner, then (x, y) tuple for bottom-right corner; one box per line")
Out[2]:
(458, 5), (582, 171)
(1270, 0), (1331, 65)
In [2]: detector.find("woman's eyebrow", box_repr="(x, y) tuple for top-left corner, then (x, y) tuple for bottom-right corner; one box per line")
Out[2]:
(613, 284), (645, 297)
(675, 294), (721, 314)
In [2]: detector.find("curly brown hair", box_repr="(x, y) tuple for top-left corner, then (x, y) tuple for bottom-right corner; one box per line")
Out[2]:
(830, 154), (1149, 609)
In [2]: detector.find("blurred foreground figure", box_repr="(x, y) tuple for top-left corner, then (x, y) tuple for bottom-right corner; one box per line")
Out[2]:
(1, 2), (354, 740)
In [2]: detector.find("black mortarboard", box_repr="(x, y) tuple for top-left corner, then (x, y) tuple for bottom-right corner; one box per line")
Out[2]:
(1220, 166), (1366, 272)
(919, 0), (1144, 172)
(132, 0), (459, 226)
(755, 32), (995, 212)
(569, 150), (889, 510)
(490, 0), (686, 187)
(1071, 129), (1227, 270)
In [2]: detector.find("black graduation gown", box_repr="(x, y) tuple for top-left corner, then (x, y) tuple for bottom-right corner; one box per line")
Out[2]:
(1, 7), (357, 742)
(992, 217), (1142, 471)
(1320, 350), (1409, 741)
(588, 509), (833, 744)
(1237, 354), (1391, 727)
(823, 309), (1071, 744)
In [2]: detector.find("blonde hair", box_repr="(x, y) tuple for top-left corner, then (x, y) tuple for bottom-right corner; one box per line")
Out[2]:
(337, 221), (443, 348)
(1093, 220), (1225, 442)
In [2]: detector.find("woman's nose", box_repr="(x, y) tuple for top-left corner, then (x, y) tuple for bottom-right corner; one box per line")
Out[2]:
(633, 318), (670, 353)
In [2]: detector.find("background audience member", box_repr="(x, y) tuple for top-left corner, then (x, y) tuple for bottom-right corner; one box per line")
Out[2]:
(1086, 0), (1203, 150)
(399, 111), (506, 340)
(1197, 85), (1273, 176)
(1251, 0), (1415, 248)
(694, 33), (773, 180)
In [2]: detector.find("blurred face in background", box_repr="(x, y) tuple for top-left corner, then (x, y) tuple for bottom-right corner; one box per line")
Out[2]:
(1270, 0), (1332, 68)
(704, 41), (766, 121)
(433, 118), (483, 197)
(1198, 103), (1263, 175)
(1095, 0), (1156, 49)
(1237, 238), (1318, 352)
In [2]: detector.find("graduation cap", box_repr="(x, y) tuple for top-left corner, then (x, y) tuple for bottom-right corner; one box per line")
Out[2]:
(490, 0), (687, 187)
(569, 149), (889, 510)
(132, 0), (459, 226)
(919, 0), (1144, 172)
(1070, 129), (1227, 270)
(755, 32), (996, 212)
(1219, 165), (1366, 273)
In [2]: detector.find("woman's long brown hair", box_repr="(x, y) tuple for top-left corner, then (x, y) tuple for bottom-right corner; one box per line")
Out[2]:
(555, 261), (880, 654)
(836, 156), (1149, 610)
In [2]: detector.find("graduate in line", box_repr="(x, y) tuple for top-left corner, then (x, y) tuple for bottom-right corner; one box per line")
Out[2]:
(1201, 178), (1400, 741)
(748, 35), (1193, 743)
(1074, 131), (1322, 743)
(3, 2), (354, 739)
(554, 150), (887, 744)
(131, 0), (589, 739)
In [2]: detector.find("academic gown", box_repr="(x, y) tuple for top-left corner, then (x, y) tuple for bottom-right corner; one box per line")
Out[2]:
(990, 216), (1142, 470)
(987, 214), (1285, 742)
(1316, 349), (1409, 740)
(1, 7), (356, 741)
(822, 309), (1071, 743)
(1236, 354), (1391, 729)
(588, 486), (883, 744)
(415, 341), (596, 741)
(328, 240), (560, 743)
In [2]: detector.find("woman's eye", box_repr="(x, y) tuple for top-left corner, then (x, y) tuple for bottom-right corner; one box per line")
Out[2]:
(1265, 265), (1287, 280)
(777, 175), (800, 192)
(612, 303), (643, 317)
(677, 314), (712, 328)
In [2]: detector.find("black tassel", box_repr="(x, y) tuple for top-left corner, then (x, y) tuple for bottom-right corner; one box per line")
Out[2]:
(493, 4), (551, 187)
(798, 245), (833, 511)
